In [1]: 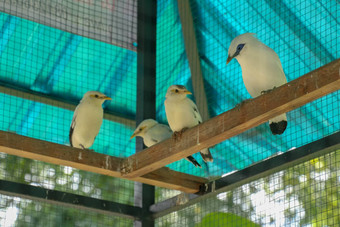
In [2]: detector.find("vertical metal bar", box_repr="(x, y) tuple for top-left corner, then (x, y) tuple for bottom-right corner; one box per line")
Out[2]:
(134, 0), (157, 226)
(0, 179), (142, 219)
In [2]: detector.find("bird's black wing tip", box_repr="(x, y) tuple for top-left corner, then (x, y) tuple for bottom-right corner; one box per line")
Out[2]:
(187, 155), (202, 168)
(270, 120), (287, 135)
(69, 127), (74, 147)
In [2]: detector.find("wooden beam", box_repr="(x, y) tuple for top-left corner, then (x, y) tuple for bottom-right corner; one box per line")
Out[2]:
(0, 84), (135, 128)
(0, 131), (207, 193)
(121, 59), (340, 178)
(177, 0), (210, 121)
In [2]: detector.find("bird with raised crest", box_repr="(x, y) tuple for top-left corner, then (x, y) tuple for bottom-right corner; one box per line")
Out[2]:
(227, 33), (288, 135)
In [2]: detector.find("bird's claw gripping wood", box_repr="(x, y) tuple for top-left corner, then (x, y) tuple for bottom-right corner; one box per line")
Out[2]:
(261, 86), (277, 95)
(235, 99), (252, 110)
(172, 128), (188, 141)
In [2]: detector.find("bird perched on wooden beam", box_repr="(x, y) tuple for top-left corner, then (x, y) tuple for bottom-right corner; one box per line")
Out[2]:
(130, 119), (202, 168)
(227, 33), (288, 135)
(69, 91), (111, 149)
(164, 85), (213, 163)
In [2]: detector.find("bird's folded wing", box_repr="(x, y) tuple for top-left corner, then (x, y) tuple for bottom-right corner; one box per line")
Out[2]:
(187, 99), (202, 124)
(69, 112), (77, 147)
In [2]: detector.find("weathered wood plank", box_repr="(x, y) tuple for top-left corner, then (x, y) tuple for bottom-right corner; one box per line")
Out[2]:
(0, 131), (207, 193)
(121, 59), (340, 178)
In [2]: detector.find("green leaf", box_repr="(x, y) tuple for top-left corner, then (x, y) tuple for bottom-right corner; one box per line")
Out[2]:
(196, 212), (260, 227)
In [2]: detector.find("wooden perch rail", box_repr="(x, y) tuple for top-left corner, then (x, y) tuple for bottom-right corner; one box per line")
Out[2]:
(0, 131), (207, 193)
(121, 59), (340, 178)
(0, 59), (338, 194)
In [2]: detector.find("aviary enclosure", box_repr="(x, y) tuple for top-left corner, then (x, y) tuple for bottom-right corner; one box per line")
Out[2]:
(0, 0), (339, 226)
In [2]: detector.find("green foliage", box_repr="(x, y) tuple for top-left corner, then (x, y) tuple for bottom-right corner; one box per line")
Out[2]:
(0, 153), (134, 226)
(196, 212), (260, 227)
(157, 150), (340, 226)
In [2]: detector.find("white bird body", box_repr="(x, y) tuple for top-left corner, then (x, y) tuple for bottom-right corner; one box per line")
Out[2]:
(165, 97), (201, 132)
(70, 91), (111, 149)
(164, 85), (213, 162)
(236, 38), (287, 97)
(130, 119), (202, 167)
(138, 120), (172, 147)
(227, 33), (288, 134)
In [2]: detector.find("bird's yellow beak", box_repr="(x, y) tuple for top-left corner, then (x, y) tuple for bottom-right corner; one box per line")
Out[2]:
(130, 126), (146, 139)
(183, 90), (192, 95)
(226, 55), (233, 65)
(130, 132), (137, 140)
(102, 96), (112, 100)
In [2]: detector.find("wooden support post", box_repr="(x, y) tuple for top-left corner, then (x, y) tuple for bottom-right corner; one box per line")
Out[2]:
(121, 59), (340, 178)
(0, 131), (207, 193)
(177, 0), (210, 121)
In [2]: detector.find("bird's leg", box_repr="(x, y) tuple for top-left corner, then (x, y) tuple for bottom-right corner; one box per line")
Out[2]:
(79, 144), (94, 151)
(261, 86), (277, 95)
(172, 132), (180, 140)
(172, 127), (189, 141)
(235, 99), (252, 110)
(180, 127), (189, 134)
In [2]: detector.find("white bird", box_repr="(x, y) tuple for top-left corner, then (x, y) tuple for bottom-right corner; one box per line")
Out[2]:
(227, 33), (288, 135)
(164, 85), (213, 162)
(130, 119), (201, 168)
(69, 91), (111, 149)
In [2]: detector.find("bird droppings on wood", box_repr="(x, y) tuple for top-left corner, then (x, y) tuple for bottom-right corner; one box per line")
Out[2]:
(120, 156), (137, 176)
(176, 193), (190, 206)
(105, 156), (111, 169)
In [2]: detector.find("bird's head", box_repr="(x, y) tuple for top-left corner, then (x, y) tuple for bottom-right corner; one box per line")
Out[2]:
(165, 85), (192, 100)
(227, 33), (257, 65)
(130, 119), (158, 139)
(82, 91), (112, 104)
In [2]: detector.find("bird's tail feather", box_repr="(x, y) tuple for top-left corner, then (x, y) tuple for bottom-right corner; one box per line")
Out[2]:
(200, 148), (213, 162)
(186, 156), (201, 168)
(269, 113), (287, 135)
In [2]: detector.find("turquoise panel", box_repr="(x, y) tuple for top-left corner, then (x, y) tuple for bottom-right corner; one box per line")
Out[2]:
(0, 13), (137, 118)
(156, 0), (340, 177)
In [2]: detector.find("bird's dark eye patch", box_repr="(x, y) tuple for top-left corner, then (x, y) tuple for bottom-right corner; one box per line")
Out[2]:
(232, 43), (245, 59)
(175, 89), (179, 93)
(139, 128), (142, 131)
(95, 94), (99, 98)
(237, 43), (245, 51)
